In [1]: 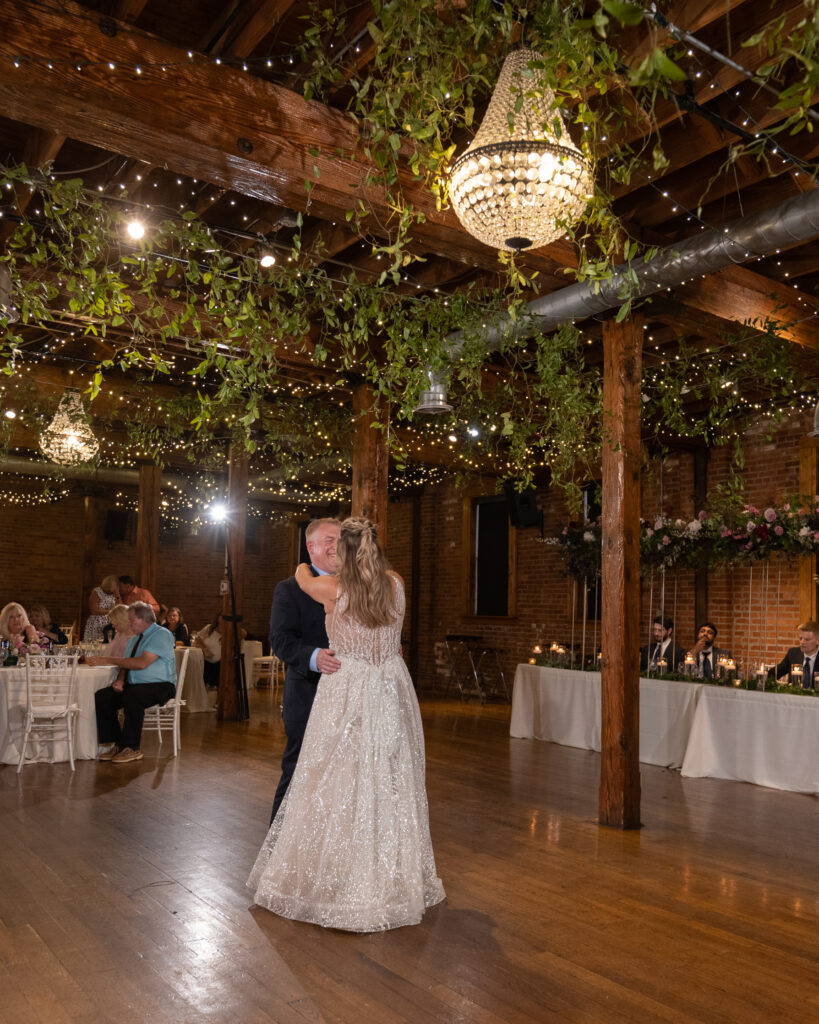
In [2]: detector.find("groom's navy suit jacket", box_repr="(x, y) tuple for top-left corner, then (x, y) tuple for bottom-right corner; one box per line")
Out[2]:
(268, 568), (328, 819)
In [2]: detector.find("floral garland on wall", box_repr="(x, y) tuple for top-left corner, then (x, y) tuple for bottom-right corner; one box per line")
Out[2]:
(550, 499), (819, 579)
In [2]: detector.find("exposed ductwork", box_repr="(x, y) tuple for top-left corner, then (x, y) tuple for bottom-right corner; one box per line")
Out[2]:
(449, 185), (819, 354)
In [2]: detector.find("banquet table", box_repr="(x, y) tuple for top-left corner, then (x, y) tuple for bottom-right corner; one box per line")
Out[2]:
(0, 664), (117, 764)
(681, 685), (819, 795)
(510, 664), (703, 769)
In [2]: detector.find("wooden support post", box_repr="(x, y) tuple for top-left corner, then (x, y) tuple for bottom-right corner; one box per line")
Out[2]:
(799, 437), (818, 622)
(599, 315), (643, 829)
(218, 446), (248, 722)
(78, 494), (97, 639)
(352, 382), (389, 545)
(137, 463), (161, 597)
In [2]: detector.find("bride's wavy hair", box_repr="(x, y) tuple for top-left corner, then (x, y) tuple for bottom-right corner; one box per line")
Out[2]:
(336, 517), (396, 628)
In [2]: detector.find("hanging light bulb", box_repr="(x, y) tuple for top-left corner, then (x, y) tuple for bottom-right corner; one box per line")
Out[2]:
(39, 388), (99, 466)
(449, 49), (593, 252)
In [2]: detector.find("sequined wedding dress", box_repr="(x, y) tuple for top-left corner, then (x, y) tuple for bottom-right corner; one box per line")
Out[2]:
(247, 575), (445, 932)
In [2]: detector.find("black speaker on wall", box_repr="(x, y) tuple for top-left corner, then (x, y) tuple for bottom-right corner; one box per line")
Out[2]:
(505, 484), (541, 528)
(104, 508), (129, 543)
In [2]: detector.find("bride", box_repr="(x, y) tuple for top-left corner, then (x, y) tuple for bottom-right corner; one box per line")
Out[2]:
(247, 516), (445, 932)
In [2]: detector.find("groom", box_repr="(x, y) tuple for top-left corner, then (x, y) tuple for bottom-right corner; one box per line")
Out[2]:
(268, 518), (341, 822)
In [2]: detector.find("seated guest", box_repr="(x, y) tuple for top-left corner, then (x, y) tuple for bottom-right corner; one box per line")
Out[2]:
(88, 602), (176, 764)
(163, 606), (190, 646)
(27, 603), (68, 645)
(195, 612), (246, 687)
(639, 616), (685, 673)
(105, 604), (133, 658)
(0, 602), (41, 649)
(117, 575), (160, 615)
(195, 612), (223, 688)
(686, 621), (732, 678)
(775, 620), (819, 688)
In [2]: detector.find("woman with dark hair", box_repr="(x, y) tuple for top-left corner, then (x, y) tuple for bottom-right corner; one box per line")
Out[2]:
(248, 517), (444, 932)
(163, 607), (190, 646)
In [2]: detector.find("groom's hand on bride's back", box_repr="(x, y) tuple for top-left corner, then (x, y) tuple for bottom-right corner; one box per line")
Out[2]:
(316, 648), (341, 674)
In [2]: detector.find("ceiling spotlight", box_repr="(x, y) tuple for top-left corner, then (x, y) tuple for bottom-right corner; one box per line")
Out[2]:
(126, 219), (145, 239)
(260, 251), (276, 268)
(209, 502), (228, 523)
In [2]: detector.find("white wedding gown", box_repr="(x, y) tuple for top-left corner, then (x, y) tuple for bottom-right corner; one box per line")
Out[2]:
(248, 576), (445, 932)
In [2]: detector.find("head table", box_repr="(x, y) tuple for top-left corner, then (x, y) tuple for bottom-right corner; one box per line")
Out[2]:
(511, 664), (819, 795)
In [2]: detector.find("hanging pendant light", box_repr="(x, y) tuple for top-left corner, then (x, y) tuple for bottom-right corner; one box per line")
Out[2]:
(39, 387), (99, 466)
(449, 49), (593, 252)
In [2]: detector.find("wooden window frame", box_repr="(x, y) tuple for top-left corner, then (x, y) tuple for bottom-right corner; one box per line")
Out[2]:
(461, 490), (517, 620)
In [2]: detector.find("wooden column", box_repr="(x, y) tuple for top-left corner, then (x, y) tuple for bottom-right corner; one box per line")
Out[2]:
(78, 494), (98, 637)
(599, 315), (643, 829)
(352, 382), (389, 544)
(137, 462), (161, 596)
(218, 446), (249, 721)
(799, 436), (818, 622)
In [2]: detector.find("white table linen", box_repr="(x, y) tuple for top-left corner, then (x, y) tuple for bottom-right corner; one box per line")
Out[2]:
(178, 646), (211, 713)
(0, 665), (117, 764)
(510, 664), (702, 769)
(242, 640), (263, 688)
(681, 686), (819, 795)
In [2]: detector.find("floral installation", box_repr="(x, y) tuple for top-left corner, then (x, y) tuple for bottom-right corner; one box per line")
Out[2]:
(552, 497), (819, 580)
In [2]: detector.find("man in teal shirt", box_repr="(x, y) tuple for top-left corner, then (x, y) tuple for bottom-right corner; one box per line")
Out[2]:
(92, 602), (176, 764)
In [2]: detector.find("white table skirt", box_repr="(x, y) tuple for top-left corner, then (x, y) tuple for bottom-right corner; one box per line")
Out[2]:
(681, 686), (819, 795)
(0, 665), (117, 764)
(241, 640), (263, 688)
(510, 665), (702, 769)
(178, 647), (212, 713)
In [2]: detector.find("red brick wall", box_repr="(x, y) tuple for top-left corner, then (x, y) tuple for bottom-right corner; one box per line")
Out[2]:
(1, 410), (814, 682)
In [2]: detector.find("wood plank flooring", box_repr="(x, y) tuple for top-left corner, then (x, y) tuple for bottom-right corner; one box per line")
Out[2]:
(1, 688), (817, 1023)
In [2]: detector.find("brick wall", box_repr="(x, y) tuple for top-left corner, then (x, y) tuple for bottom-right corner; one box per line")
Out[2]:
(1, 409), (814, 682)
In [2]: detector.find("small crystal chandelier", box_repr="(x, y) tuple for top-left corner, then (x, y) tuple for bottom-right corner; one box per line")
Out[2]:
(40, 387), (99, 466)
(449, 49), (593, 252)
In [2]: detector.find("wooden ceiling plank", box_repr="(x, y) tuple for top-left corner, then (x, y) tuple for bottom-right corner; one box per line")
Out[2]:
(113, 0), (151, 25)
(0, 126), (66, 242)
(220, 0), (299, 59)
(673, 264), (819, 349)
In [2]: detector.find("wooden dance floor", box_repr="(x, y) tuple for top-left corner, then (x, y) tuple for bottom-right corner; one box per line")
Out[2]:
(0, 689), (816, 1023)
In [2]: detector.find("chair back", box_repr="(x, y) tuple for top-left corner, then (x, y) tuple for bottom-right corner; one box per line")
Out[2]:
(175, 647), (190, 701)
(24, 651), (80, 712)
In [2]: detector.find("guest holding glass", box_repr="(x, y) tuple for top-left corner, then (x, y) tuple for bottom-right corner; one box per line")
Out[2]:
(83, 575), (120, 641)
(163, 607), (190, 646)
(685, 622), (731, 678)
(27, 603), (68, 645)
(0, 602), (40, 649)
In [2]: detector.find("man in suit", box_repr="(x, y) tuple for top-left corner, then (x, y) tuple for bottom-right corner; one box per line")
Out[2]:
(268, 518), (341, 822)
(686, 621), (731, 678)
(639, 615), (685, 673)
(775, 620), (819, 688)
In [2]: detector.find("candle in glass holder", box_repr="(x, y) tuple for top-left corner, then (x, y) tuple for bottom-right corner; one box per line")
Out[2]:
(716, 656), (727, 679)
(656, 658), (667, 676)
(790, 663), (803, 688)
(684, 654), (696, 676)
(528, 657), (536, 665)
(724, 658), (737, 683)
(532, 644), (542, 655)
(755, 664), (767, 691)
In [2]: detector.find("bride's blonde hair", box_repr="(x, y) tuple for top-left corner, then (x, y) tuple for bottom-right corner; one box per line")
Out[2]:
(336, 517), (396, 628)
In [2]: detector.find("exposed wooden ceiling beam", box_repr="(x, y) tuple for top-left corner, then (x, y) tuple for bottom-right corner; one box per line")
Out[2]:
(0, 0), (572, 281)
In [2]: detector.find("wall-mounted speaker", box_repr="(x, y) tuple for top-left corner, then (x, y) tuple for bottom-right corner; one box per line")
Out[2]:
(104, 508), (129, 543)
(505, 484), (541, 528)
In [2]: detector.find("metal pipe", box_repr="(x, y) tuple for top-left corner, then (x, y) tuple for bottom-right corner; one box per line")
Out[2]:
(447, 186), (819, 353)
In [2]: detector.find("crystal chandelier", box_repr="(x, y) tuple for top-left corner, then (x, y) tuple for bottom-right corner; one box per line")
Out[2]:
(449, 49), (593, 252)
(40, 388), (99, 466)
